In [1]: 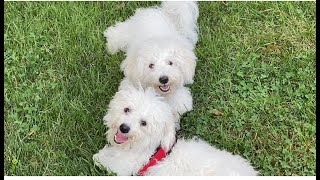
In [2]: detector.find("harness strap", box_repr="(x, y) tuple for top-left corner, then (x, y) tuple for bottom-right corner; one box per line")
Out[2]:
(137, 137), (177, 176)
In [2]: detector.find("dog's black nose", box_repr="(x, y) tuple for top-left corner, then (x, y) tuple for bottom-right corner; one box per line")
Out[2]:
(119, 124), (130, 133)
(159, 76), (169, 84)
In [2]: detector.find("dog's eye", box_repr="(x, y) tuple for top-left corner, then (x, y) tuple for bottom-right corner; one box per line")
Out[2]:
(149, 64), (154, 69)
(124, 107), (130, 113)
(168, 61), (173, 66)
(140, 120), (147, 126)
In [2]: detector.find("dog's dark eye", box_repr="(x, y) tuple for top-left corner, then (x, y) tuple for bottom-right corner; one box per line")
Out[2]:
(149, 64), (154, 69)
(168, 61), (173, 65)
(140, 120), (147, 126)
(124, 107), (130, 113)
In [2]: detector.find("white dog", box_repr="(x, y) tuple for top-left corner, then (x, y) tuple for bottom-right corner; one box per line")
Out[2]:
(93, 86), (258, 176)
(104, 2), (199, 125)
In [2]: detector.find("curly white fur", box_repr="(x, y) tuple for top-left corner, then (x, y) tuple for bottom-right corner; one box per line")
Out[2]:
(93, 87), (258, 176)
(119, 79), (192, 129)
(104, 2), (198, 123)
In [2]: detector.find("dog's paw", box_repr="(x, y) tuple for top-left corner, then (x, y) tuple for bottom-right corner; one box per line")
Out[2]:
(92, 154), (104, 169)
(174, 121), (181, 131)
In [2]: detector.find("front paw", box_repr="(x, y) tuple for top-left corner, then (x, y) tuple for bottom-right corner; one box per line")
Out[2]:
(93, 153), (104, 169)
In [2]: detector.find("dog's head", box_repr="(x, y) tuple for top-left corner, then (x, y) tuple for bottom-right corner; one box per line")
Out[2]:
(103, 86), (176, 151)
(120, 38), (196, 96)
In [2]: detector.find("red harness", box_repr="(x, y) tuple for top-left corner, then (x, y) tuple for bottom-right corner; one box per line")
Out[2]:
(137, 139), (176, 176)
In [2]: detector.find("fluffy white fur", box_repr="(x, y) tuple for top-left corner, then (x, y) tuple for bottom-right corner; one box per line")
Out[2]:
(118, 79), (192, 128)
(93, 87), (258, 176)
(104, 2), (198, 122)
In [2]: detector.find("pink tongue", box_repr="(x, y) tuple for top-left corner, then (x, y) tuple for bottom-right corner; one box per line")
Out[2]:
(114, 132), (128, 143)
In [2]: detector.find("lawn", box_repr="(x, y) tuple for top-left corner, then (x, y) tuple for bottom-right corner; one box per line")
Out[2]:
(4, 1), (316, 176)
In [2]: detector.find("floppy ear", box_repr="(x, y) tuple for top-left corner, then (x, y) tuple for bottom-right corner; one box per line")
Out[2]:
(120, 54), (144, 83)
(176, 49), (196, 85)
(160, 114), (177, 151)
(102, 112), (115, 144)
(102, 112), (112, 127)
(103, 95), (119, 131)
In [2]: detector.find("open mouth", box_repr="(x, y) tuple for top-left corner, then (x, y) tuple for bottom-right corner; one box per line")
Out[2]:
(114, 131), (128, 144)
(159, 84), (170, 92)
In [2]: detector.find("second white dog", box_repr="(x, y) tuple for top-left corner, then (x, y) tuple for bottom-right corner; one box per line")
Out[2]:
(104, 2), (199, 124)
(93, 86), (258, 176)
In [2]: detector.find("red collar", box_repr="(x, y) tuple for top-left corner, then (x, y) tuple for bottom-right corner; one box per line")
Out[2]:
(137, 139), (176, 176)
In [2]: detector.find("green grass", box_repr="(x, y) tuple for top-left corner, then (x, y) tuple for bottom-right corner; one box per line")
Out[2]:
(4, 1), (316, 176)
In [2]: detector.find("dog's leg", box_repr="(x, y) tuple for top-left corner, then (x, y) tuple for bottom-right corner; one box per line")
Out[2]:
(104, 21), (131, 54)
(169, 87), (193, 114)
(173, 112), (181, 131)
(93, 145), (109, 170)
(167, 87), (193, 130)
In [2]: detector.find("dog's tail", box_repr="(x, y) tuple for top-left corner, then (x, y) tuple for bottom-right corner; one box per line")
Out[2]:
(161, 1), (199, 45)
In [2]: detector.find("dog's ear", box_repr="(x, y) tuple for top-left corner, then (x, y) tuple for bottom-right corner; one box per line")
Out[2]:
(161, 116), (176, 151)
(176, 49), (196, 85)
(102, 113), (112, 126)
(103, 112), (115, 144)
(120, 55), (144, 83)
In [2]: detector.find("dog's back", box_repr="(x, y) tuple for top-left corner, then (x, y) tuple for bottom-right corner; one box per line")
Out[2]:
(127, 7), (179, 44)
(104, 2), (198, 54)
(146, 138), (258, 176)
(161, 1), (199, 45)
